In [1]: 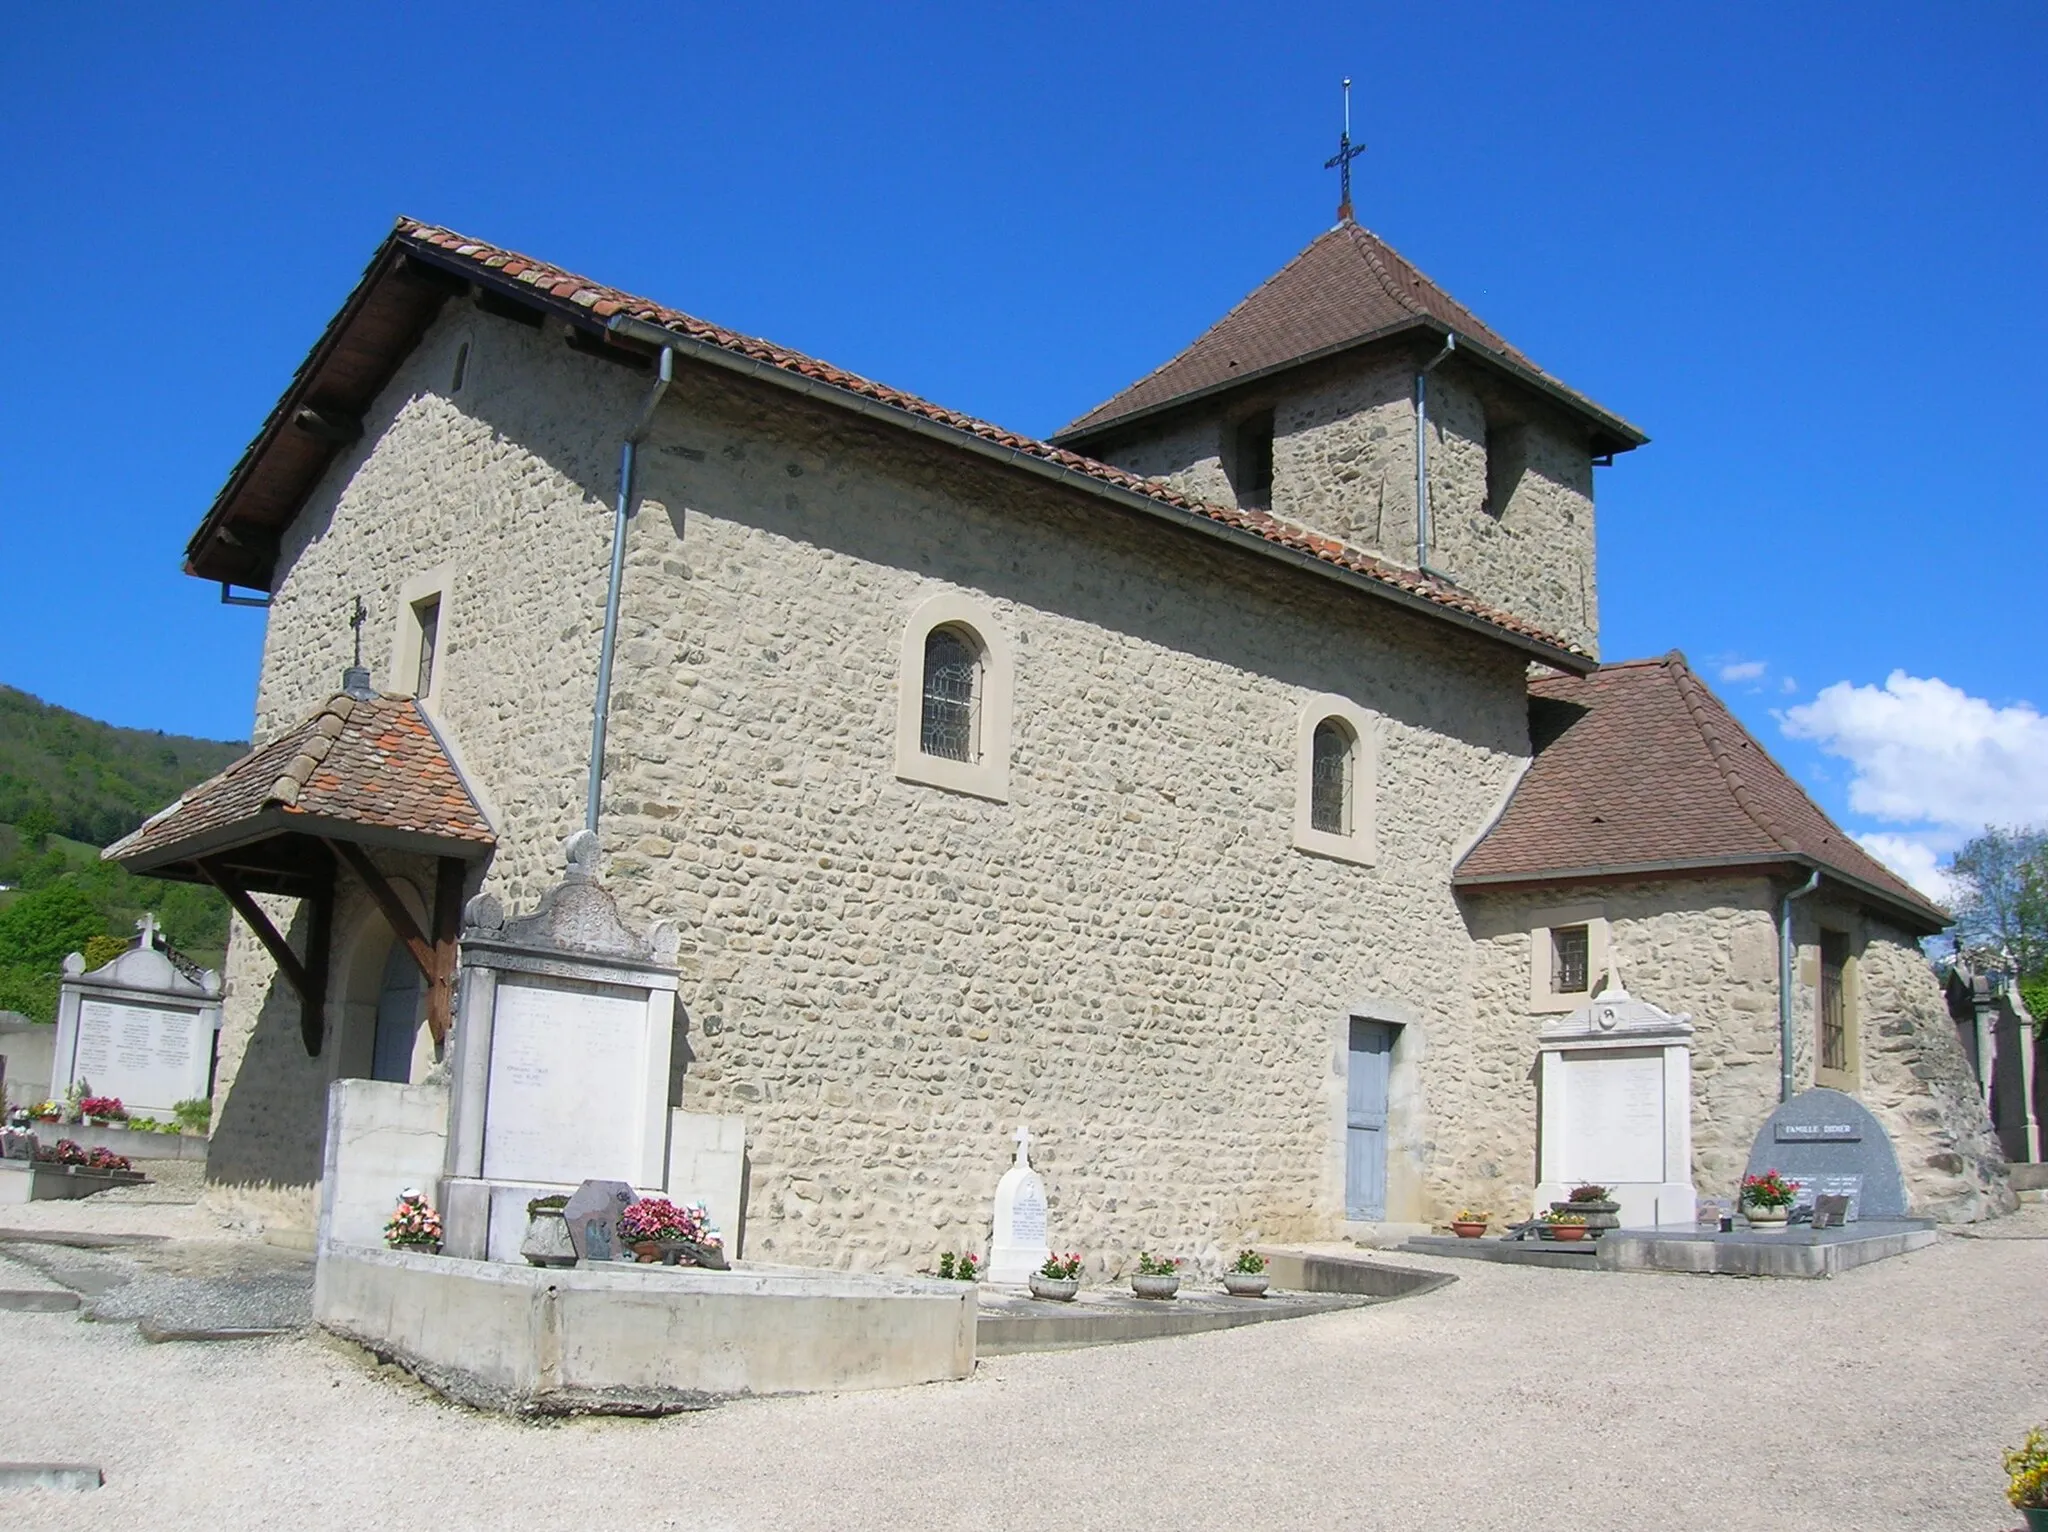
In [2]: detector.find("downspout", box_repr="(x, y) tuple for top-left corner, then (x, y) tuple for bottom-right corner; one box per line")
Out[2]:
(1414, 333), (1456, 578)
(1778, 868), (1823, 1103)
(585, 347), (675, 833)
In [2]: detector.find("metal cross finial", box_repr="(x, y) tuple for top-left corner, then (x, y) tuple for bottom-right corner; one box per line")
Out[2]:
(348, 596), (367, 668)
(1324, 77), (1365, 223)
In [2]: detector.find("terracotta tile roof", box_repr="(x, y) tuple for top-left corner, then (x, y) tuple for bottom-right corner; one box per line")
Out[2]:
(106, 692), (493, 868)
(1054, 219), (1644, 450)
(1454, 653), (1947, 931)
(186, 218), (1597, 671)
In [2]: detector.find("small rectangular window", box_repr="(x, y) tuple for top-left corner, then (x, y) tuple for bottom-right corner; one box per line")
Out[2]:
(1818, 930), (1850, 1073)
(1552, 924), (1590, 995)
(412, 595), (441, 698)
(1232, 410), (1274, 511)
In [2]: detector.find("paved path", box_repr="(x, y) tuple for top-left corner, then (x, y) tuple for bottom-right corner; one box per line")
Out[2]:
(0, 1208), (2042, 1530)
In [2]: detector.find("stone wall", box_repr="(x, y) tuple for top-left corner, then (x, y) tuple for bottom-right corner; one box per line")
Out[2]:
(213, 295), (1543, 1263)
(1089, 346), (1600, 653)
(1463, 877), (2013, 1223)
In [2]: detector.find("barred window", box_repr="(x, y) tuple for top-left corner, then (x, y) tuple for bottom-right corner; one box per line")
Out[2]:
(1819, 930), (1850, 1074)
(1552, 924), (1590, 995)
(1310, 719), (1352, 835)
(919, 626), (979, 762)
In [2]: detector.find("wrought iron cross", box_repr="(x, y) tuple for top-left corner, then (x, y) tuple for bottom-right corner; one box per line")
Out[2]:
(1324, 77), (1365, 222)
(348, 595), (367, 667)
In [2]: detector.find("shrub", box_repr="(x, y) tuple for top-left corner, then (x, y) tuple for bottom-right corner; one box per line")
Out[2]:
(935, 1251), (981, 1281)
(1568, 1184), (1611, 1203)
(1229, 1249), (1267, 1275)
(2007, 1427), (2048, 1509)
(1134, 1251), (1180, 1277)
(171, 1098), (212, 1134)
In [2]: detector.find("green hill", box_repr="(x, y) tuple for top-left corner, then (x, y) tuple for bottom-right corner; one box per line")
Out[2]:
(0, 686), (246, 1023)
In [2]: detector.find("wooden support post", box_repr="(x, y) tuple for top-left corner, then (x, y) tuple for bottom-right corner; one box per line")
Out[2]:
(196, 857), (326, 1056)
(325, 839), (464, 1049)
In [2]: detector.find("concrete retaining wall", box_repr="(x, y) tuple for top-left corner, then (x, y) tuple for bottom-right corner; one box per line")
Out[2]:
(314, 1244), (977, 1412)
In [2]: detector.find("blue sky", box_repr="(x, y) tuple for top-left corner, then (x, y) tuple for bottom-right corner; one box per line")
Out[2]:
(2, 4), (2042, 892)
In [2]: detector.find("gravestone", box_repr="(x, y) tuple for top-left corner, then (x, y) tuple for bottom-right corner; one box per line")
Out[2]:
(1743, 1087), (1908, 1221)
(986, 1125), (1051, 1285)
(563, 1179), (638, 1263)
(1534, 982), (1697, 1228)
(51, 917), (222, 1118)
(437, 833), (683, 1262)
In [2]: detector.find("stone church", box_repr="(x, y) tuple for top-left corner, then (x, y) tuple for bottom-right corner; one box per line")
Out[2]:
(110, 210), (2014, 1264)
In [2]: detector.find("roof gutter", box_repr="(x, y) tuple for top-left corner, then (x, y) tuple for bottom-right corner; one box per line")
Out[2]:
(603, 313), (1595, 676)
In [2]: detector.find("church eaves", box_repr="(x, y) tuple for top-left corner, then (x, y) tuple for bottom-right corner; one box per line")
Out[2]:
(184, 218), (1598, 673)
(1052, 220), (1645, 456)
(1453, 653), (1947, 934)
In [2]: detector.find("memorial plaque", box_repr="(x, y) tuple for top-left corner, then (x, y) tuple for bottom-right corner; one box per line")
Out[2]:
(1009, 1180), (1047, 1246)
(1744, 1088), (1906, 1221)
(1561, 1048), (1666, 1185)
(1811, 1194), (1851, 1230)
(563, 1179), (637, 1262)
(71, 997), (204, 1114)
(481, 976), (648, 1186)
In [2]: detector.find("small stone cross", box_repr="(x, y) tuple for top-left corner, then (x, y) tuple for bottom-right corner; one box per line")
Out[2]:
(1013, 1124), (1032, 1163)
(135, 912), (160, 951)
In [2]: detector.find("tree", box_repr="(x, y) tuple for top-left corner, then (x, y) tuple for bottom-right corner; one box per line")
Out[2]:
(1946, 826), (2048, 983)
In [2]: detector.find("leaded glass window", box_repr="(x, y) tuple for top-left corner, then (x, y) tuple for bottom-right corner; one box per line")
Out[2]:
(920, 626), (978, 762)
(1310, 719), (1351, 835)
(1552, 924), (1590, 995)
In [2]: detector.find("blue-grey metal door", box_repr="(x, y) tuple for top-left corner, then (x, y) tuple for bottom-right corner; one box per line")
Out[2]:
(1346, 1018), (1393, 1220)
(371, 941), (421, 1084)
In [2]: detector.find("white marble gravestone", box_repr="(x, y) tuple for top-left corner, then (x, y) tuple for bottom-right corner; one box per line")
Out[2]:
(439, 833), (684, 1262)
(1534, 981), (1696, 1229)
(51, 917), (222, 1118)
(986, 1125), (1051, 1285)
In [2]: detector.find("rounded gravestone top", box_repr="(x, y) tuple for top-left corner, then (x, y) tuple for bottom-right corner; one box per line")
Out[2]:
(564, 830), (601, 883)
(463, 892), (505, 932)
(1743, 1087), (1908, 1219)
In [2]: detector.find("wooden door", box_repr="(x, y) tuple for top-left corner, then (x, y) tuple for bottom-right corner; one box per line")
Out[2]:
(1346, 1018), (1393, 1221)
(370, 940), (422, 1084)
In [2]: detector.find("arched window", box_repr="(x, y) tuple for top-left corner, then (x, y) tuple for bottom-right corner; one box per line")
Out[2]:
(920, 626), (980, 762)
(895, 592), (1012, 802)
(1293, 693), (1377, 865)
(1310, 718), (1353, 834)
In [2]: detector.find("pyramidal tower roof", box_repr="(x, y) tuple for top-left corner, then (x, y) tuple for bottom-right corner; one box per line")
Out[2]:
(1056, 219), (1643, 453)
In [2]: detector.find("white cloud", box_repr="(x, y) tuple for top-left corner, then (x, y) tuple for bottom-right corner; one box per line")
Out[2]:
(1718, 659), (1767, 683)
(1779, 672), (2048, 901)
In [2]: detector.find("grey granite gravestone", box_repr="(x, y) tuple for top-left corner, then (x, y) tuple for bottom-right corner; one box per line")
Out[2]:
(1743, 1087), (1908, 1221)
(563, 1179), (637, 1262)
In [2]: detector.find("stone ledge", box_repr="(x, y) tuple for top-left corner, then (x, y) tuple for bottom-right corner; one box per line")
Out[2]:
(314, 1244), (977, 1414)
(1595, 1220), (1937, 1279)
(1399, 1234), (1605, 1270)
(975, 1284), (1385, 1356)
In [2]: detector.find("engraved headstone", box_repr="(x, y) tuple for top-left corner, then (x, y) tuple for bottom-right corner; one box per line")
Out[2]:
(986, 1124), (1052, 1285)
(563, 1179), (638, 1263)
(1743, 1088), (1907, 1221)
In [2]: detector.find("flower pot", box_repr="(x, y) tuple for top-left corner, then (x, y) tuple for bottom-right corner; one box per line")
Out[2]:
(1029, 1273), (1081, 1301)
(2020, 1506), (2048, 1532)
(1743, 1205), (1790, 1231)
(1222, 1272), (1270, 1297)
(390, 1240), (441, 1257)
(1131, 1273), (1181, 1300)
(1549, 1224), (1588, 1243)
(521, 1210), (577, 1268)
(1450, 1221), (1488, 1239)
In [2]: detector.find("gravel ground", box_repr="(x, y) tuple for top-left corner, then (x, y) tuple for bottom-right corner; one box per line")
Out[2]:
(0, 1209), (2042, 1532)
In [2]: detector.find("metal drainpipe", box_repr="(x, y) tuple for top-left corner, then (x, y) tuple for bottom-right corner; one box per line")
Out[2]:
(1778, 868), (1823, 1103)
(585, 347), (676, 833)
(1414, 333), (1456, 577)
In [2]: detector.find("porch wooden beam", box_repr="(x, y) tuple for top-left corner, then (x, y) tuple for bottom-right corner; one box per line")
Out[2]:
(428, 856), (465, 1050)
(196, 857), (326, 1056)
(326, 839), (437, 982)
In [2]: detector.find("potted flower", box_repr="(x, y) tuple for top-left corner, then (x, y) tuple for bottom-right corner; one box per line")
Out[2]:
(934, 1251), (982, 1282)
(79, 1095), (127, 1127)
(1222, 1249), (1270, 1297)
(618, 1197), (726, 1267)
(384, 1188), (443, 1255)
(1131, 1251), (1181, 1300)
(1450, 1209), (1490, 1239)
(1544, 1210), (1590, 1243)
(2006, 1426), (2048, 1531)
(1740, 1170), (1798, 1230)
(1031, 1252), (1084, 1301)
(521, 1194), (576, 1267)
